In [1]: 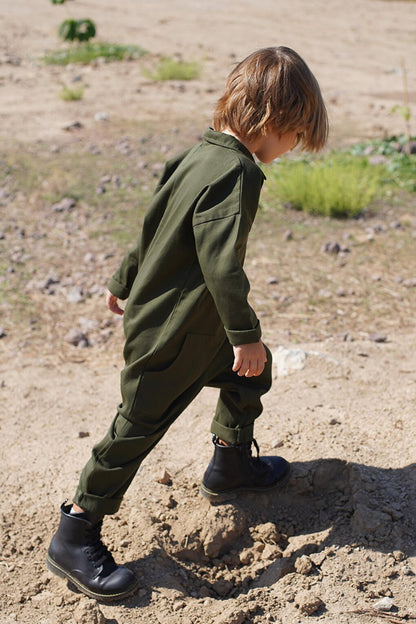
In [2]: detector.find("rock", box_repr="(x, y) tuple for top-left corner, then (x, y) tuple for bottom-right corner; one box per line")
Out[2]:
(63, 121), (83, 131)
(309, 551), (327, 566)
(274, 346), (307, 377)
(198, 585), (211, 598)
(322, 240), (340, 254)
(239, 548), (254, 565)
(172, 600), (186, 611)
(66, 286), (84, 303)
(262, 543), (282, 560)
(283, 229), (293, 241)
(402, 564), (413, 575)
(64, 328), (89, 347)
(212, 579), (233, 596)
(94, 111), (108, 122)
(212, 607), (247, 624)
(78, 431), (90, 438)
(295, 591), (323, 615)
(52, 197), (77, 212)
(254, 557), (294, 587)
(73, 599), (106, 624)
(390, 220), (402, 229)
(2, 52), (21, 65)
(37, 275), (60, 292)
(166, 495), (177, 509)
(0, 327), (6, 338)
(250, 522), (281, 545)
(171, 504), (245, 561)
(202, 507), (246, 558)
(267, 276), (279, 285)
(368, 332), (387, 343)
(295, 555), (313, 575)
(373, 596), (394, 612)
(403, 278), (416, 288)
(156, 469), (172, 485)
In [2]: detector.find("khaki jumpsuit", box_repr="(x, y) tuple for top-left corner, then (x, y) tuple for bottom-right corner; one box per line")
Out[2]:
(74, 129), (272, 516)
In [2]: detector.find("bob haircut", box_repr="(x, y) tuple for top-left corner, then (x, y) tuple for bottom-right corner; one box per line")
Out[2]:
(213, 46), (328, 152)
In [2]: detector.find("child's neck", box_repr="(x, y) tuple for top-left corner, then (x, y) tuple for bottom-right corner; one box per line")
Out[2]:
(221, 128), (260, 156)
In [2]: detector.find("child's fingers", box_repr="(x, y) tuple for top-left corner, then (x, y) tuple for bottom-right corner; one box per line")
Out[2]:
(232, 351), (243, 372)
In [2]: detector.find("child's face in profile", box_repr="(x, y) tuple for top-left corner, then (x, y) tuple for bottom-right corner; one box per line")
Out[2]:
(254, 128), (299, 163)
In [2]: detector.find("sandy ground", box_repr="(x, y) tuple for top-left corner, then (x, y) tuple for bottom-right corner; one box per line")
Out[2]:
(1, 1), (416, 623)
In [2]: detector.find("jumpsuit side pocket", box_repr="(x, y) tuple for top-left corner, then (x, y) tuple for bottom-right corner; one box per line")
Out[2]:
(125, 333), (225, 421)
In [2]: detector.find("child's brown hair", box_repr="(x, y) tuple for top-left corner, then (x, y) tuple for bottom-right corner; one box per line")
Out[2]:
(213, 46), (328, 152)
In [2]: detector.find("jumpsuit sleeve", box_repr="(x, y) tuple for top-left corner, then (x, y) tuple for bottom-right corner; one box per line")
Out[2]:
(192, 162), (264, 346)
(108, 239), (141, 300)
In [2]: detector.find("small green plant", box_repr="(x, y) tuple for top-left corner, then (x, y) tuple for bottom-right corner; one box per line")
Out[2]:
(265, 154), (386, 218)
(43, 41), (147, 65)
(59, 84), (84, 101)
(50, 0), (97, 44)
(59, 18), (96, 42)
(144, 57), (201, 81)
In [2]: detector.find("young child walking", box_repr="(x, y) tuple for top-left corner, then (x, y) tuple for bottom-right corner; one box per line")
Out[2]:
(47, 46), (328, 602)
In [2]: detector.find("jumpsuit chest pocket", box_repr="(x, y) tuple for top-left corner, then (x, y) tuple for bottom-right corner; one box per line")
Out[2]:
(132, 333), (225, 417)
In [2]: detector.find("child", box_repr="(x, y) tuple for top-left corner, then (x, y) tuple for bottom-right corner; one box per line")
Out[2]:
(47, 46), (328, 601)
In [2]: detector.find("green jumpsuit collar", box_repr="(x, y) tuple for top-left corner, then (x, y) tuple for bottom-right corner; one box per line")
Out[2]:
(203, 128), (266, 178)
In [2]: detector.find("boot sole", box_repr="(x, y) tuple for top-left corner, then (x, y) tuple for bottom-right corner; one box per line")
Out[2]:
(46, 554), (140, 603)
(200, 464), (291, 504)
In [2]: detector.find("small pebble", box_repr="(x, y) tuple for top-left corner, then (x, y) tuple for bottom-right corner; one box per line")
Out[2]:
(322, 240), (340, 254)
(295, 555), (313, 575)
(52, 197), (77, 213)
(368, 332), (387, 343)
(156, 469), (172, 486)
(373, 596), (394, 612)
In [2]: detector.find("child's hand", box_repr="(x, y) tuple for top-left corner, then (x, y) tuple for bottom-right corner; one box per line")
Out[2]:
(106, 289), (124, 316)
(232, 340), (267, 377)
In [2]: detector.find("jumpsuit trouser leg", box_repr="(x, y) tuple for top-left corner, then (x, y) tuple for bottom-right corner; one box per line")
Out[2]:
(73, 339), (272, 517)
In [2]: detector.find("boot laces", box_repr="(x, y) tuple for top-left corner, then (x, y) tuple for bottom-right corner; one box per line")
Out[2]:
(85, 520), (116, 570)
(245, 438), (270, 476)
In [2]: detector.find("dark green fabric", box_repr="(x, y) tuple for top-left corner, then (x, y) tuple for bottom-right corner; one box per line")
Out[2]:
(73, 129), (272, 516)
(74, 341), (272, 516)
(109, 128), (265, 351)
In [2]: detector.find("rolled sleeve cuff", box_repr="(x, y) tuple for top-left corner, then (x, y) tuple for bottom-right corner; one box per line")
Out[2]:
(108, 276), (130, 300)
(225, 321), (262, 346)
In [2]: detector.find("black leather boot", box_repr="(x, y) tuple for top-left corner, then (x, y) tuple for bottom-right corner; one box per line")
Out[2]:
(46, 502), (139, 602)
(201, 436), (290, 503)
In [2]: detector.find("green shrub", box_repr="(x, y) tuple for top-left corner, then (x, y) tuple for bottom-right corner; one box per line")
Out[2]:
(144, 57), (201, 81)
(266, 154), (386, 218)
(59, 84), (84, 101)
(42, 42), (147, 65)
